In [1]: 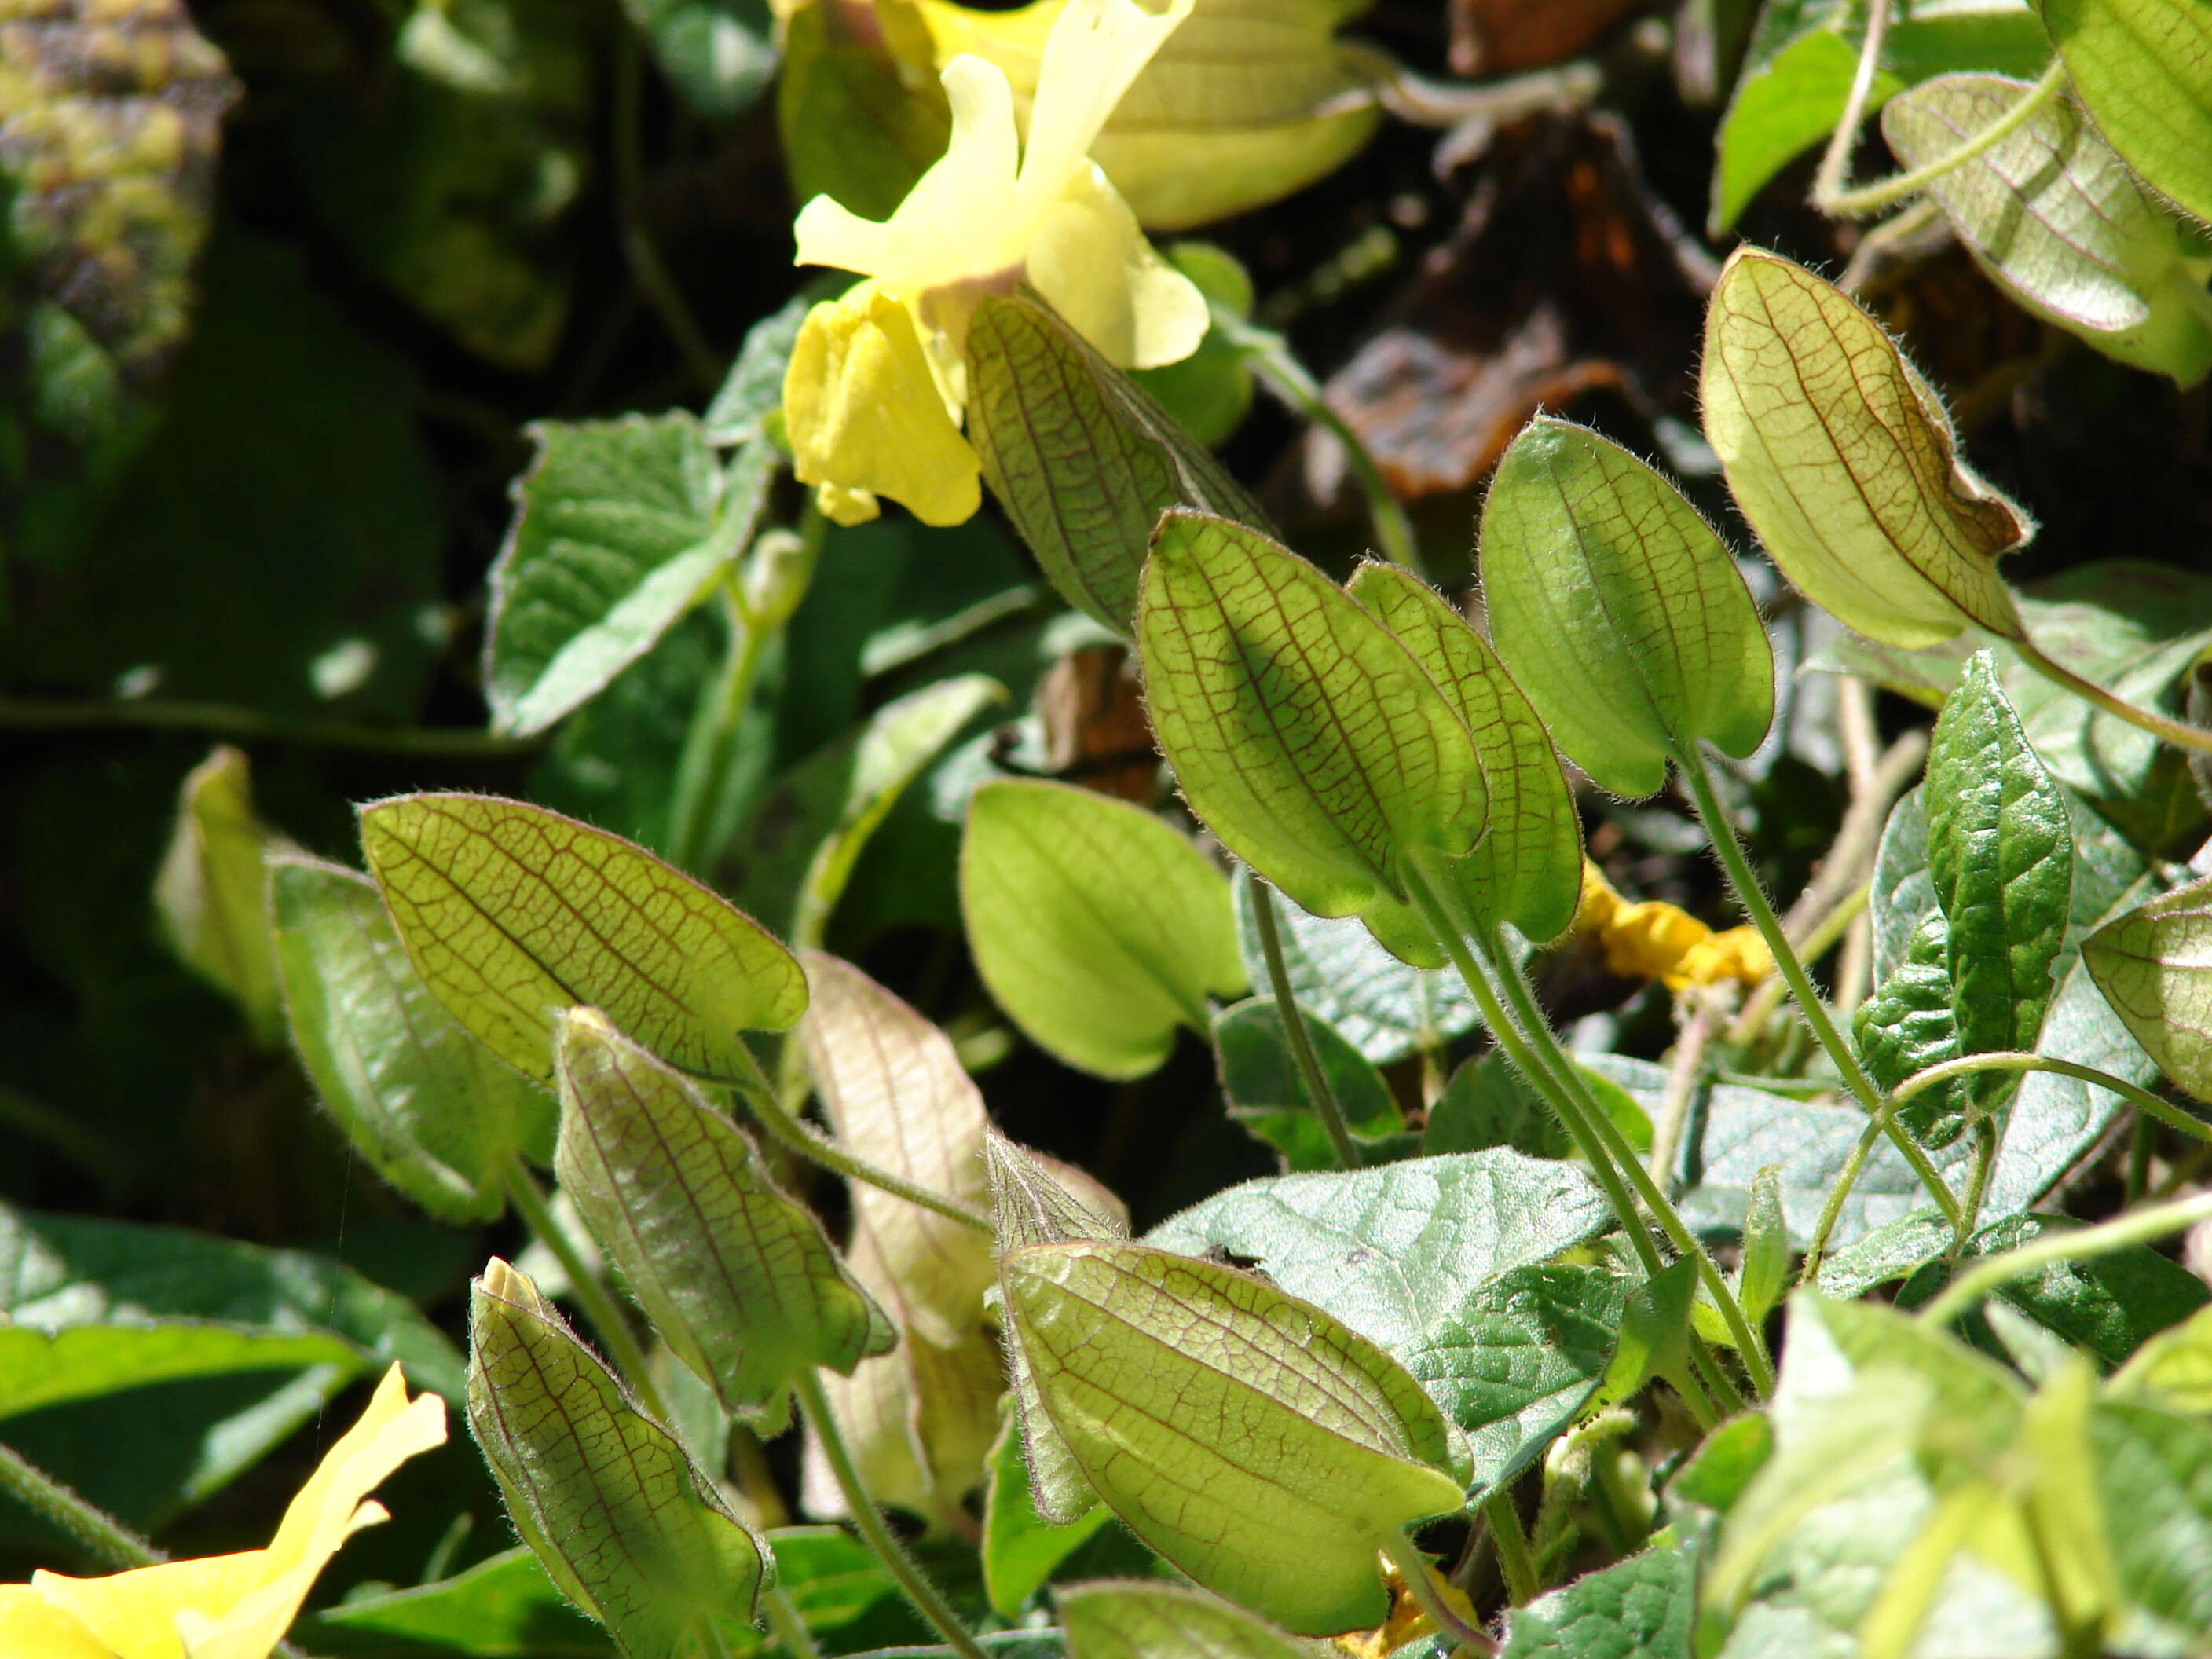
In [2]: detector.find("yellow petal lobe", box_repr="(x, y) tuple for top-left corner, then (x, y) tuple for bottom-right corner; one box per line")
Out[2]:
(1573, 861), (1773, 991)
(1027, 163), (1207, 368)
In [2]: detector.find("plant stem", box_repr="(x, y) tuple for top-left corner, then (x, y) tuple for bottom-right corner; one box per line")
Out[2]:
(0, 696), (539, 756)
(1484, 1489), (1542, 1606)
(1380, 1533), (1497, 1657)
(730, 1046), (994, 1234)
(1953, 1118), (2000, 1252)
(1674, 742), (1962, 1229)
(1918, 1189), (2212, 1328)
(1211, 310), (1430, 580)
(505, 1159), (672, 1423)
(1819, 54), (2069, 218)
(667, 580), (772, 876)
(0, 1440), (161, 1570)
(1800, 1116), (1884, 1289)
(1727, 882), (1870, 1051)
(793, 1371), (989, 1659)
(762, 1584), (823, 1659)
(613, 29), (720, 391)
(2126, 1114), (2155, 1208)
(1892, 1050), (2212, 1147)
(2013, 635), (2212, 757)
(1251, 878), (1361, 1168)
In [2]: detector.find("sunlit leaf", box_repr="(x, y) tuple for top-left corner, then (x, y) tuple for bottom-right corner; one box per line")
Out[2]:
(361, 793), (807, 1084)
(2042, 0), (2212, 229)
(553, 1009), (892, 1427)
(1003, 1240), (1465, 1633)
(1346, 562), (1584, 949)
(468, 1258), (769, 1657)
(1138, 511), (1485, 922)
(271, 855), (552, 1221)
(962, 778), (1246, 1080)
(1881, 74), (2212, 386)
(1499, 1536), (1697, 1658)
(1059, 1579), (1331, 1659)
(1702, 247), (2031, 650)
(2082, 871), (2212, 1102)
(1478, 415), (1772, 797)
(967, 295), (1265, 634)
(152, 745), (287, 1046)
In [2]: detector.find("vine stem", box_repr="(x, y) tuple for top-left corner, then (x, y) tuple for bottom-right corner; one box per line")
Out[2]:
(793, 1371), (989, 1659)
(1380, 1533), (1497, 1657)
(1894, 1051), (2212, 1148)
(1673, 742), (1963, 1229)
(1917, 1189), (2212, 1328)
(1251, 878), (1361, 1168)
(2014, 635), (2212, 758)
(1401, 859), (1737, 1418)
(667, 581), (772, 876)
(0, 1440), (161, 1570)
(730, 1046), (994, 1235)
(1799, 1115), (1884, 1289)
(0, 696), (538, 757)
(761, 1584), (823, 1659)
(504, 1159), (672, 1425)
(1483, 1489), (1541, 1606)
(1818, 48), (2069, 218)
(1210, 309), (1430, 580)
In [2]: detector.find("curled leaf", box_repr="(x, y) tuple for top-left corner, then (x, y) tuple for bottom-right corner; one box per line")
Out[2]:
(1701, 247), (2030, 650)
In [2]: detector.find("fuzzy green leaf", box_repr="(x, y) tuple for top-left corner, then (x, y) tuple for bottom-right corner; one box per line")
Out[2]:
(961, 778), (1246, 1081)
(271, 855), (553, 1221)
(1738, 1166), (1791, 1324)
(1702, 247), (2031, 650)
(1500, 1538), (1697, 1658)
(1059, 1580), (1331, 1659)
(1346, 562), (1584, 947)
(1138, 511), (1486, 921)
(1882, 73), (2212, 386)
(2083, 871), (2212, 1103)
(553, 1009), (892, 1427)
(2043, 0), (2212, 229)
(1478, 416), (1772, 797)
(967, 297), (1265, 634)
(1003, 1240), (1465, 1634)
(361, 793), (806, 1084)
(1855, 914), (1969, 1146)
(981, 1410), (1110, 1621)
(467, 1258), (769, 1658)
(152, 745), (285, 1046)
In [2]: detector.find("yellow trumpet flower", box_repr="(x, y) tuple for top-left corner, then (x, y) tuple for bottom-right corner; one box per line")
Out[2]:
(1574, 860), (1773, 992)
(782, 0), (1209, 528)
(0, 1365), (447, 1659)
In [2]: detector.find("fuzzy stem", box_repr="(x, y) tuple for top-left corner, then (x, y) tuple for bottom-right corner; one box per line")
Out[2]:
(1485, 1489), (1542, 1606)
(0, 1440), (161, 1570)
(2013, 635), (2212, 756)
(1819, 57), (2069, 218)
(1893, 1050), (2212, 1147)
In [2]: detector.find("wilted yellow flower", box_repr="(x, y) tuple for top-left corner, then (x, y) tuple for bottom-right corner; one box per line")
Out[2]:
(783, 0), (1209, 527)
(0, 1365), (447, 1659)
(1574, 861), (1773, 992)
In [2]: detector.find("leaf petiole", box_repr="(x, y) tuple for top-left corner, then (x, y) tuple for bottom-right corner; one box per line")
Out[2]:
(2012, 633), (2212, 757)
(1251, 877), (1363, 1169)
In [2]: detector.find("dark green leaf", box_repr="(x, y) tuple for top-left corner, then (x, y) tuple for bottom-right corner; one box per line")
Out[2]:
(624, 0), (775, 119)
(1855, 911), (1968, 1147)
(981, 1412), (1109, 1620)
(1423, 1053), (1569, 1161)
(1213, 998), (1415, 1171)
(1500, 1537), (1697, 1658)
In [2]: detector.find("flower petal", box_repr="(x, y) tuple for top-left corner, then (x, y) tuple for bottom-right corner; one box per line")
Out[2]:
(1016, 0), (1192, 211)
(784, 290), (983, 528)
(1027, 163), (1207, 368)
(0, 1584), (112, 1659)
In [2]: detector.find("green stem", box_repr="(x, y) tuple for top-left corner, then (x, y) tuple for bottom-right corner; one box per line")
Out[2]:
(1917, 1189), (2212, 1328)
(505, 1159), (672, 1423)
(613, 28), (720, 391)
(1212, 310), (1430, 580)
(667, 580), (771, 876)
(1892, 1050), (2212, 1147)
(1251, 879), (1361, 1168)
(2126, 1114), (2155, 1209)
(0, 1440), (161, 1569)
(1379, 1533), (1496, 1657)
(0, 696), (538, 756)
(730, 1047), (994, 1235)
(1485, 1489), (1542, 1606)
(762, 1585), (822, 1659)
(1800, 1117), (1884, 1290)
(1819, 56), (2069, 218)
(793, 1371), (988, 1659)
(2013, 635), (2212, 757)
(1674, 742), (1963, 1229)
(1953, 1117), (1999, 1254)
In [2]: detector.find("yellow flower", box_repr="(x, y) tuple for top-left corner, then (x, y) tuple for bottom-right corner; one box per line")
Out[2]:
(0, 1365), (447, 1659)
(1574, 860), (1773, 993)
(783, 0), (1210, 527)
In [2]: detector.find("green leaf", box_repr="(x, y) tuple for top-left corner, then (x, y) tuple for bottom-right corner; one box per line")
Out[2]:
(1928, 1211), (2211, 1368)
(553, 1009), (892, 1426)
(2111, 1303), (2212, 1409)
(1738, 1166), (1791, 1324)
(271, 855), (554, 1221)
(1213, 998), (1415, 1171)
(982, 1410), (1110, 1621)
(1232, 874), (1479, 1066)
(1138, 511), (1486, 921)
(1130, 244), (1258, 448)
(734, 674), (1005, 947)
(1003, 1240), (1466, 1634)
(484, 414), (760, 738)
(1478, 416), (1772, 797)
(469, 1258), (770, 1657)
(961, 778), (1247, 1081)
(1146, 1149), (1613, 1425)
(1702, 247), (2031, 650)
(2089, 1401), (2212, 1643)
(2043, 0), (2212, 229)
(1923, 652), (2074, 1082)
(304, 1545), (613, 1657)
(705, 290), (815, 445)
(966, 295), (1265, 633)
(1500, 1537), (1697, 1658)
(0, 1200), (465, 1401)
(1423, 1053), (1569, 1160)
(0, 1324), (357, 1421)
(1881, 74), (2212, 386)
(623, 0), (775, 118)
(1059, 1580), (1331, 1659)
(1710, 0), (2051, 231)
(152, 745), (285, 1046)
(1871, 787), (1936, 981)
(1346, 562), (1584, 947)
(2083, 870), (2212, 1102)
(1855, 914), (1968, 1144)
(361, 793), (807, 1085)
(1602, 1259), (1698, 1406)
